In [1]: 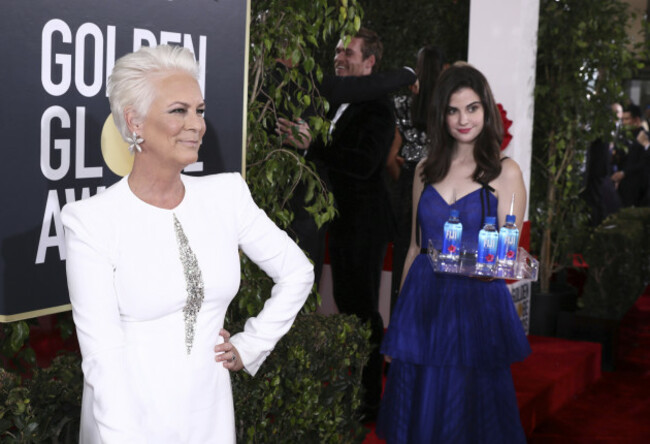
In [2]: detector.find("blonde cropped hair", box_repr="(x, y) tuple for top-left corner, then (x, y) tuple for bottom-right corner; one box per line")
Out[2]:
(107, 45), (200, 140)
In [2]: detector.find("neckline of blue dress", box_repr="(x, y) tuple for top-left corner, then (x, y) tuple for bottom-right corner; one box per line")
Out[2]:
(429, 185), (488, 207)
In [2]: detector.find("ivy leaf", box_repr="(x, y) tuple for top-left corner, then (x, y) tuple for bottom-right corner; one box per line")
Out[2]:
(303, 57), (315, 73)
(10, 322), (30, 353)
(291, 48), (301, 66)
(306, 35), (318, 47)
(304, 179), (316, 203)
(265, 165), (275, 185)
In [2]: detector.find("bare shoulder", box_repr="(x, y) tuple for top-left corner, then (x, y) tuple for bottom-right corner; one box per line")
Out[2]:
(501, 157), (522, 174)
(498, 157), (523, 183)
(490, 157), (525, 197)
(412, 159), (428, 187)
(414, 158), (427, 177)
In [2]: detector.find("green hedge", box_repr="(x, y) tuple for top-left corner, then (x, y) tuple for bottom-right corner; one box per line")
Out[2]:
(0, 354), (82, 443)
(1, 313), (370, 443)
(232, 313), (371, 443)
(580, 207), (650, 320)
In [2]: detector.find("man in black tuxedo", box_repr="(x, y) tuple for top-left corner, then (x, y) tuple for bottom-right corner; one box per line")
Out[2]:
(273, 61), (416, 289)
(612, 104), (649, 207)
(306, 27), (395, 420)
(583, 103), (623, 225)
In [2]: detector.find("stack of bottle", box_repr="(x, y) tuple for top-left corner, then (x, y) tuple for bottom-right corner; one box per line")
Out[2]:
(440, 194), (520, 277)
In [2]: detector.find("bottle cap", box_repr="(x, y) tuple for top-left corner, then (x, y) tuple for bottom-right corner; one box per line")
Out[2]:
(505, 214), (516, 224)
(450, 209), (459, 218)
(485, 216), (496, 226)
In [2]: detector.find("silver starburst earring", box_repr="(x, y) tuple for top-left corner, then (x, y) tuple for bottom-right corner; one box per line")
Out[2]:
(126, 131), (144, 153)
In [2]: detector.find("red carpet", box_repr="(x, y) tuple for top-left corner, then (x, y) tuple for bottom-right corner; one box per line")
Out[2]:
(364, 289), (650, 443)
(512, 336), (602, 436)
(529, 289), (650, 443)
(529, 371), (650, 443)
(617, 288), (650, 372)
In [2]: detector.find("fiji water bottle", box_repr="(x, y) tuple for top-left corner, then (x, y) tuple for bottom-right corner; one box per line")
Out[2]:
(441, 209), (463, 264)
(476, 216), (498, 275)
(497, 214), (519, 270)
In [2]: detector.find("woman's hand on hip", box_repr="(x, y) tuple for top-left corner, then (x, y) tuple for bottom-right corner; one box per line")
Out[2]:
(214, 328), (244, 372)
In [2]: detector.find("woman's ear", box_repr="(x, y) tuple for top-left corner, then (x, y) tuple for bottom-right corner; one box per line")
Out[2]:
(125, 107), (143, 134)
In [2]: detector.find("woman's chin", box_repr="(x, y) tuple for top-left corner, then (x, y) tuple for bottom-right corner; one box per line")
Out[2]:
(181, 155), (199, 169)
(178, 148), (200, 167)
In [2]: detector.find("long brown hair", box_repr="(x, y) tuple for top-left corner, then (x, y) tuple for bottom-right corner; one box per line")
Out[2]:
(421, 63), (503, 184)
(410, 46), (445, 131)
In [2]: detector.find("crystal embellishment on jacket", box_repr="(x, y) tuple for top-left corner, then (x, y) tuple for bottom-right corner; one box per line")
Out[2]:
(174, 213), (205, 354)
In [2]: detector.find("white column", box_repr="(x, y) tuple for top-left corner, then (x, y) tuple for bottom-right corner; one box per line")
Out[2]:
(468, 0), (540, 220)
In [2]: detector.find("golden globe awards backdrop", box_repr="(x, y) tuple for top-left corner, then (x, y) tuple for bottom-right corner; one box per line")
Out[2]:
(0, 0), (249, 321)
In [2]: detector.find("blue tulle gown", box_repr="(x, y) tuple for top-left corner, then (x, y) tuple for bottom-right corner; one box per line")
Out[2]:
(376, 185), (531, 444)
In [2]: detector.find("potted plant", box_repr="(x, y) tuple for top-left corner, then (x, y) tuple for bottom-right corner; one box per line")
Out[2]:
(560, 208), (650, 370)
(529, 0), (645, 335)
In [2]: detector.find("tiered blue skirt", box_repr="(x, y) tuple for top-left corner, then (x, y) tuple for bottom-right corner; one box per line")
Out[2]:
(376, 254), (531, 443)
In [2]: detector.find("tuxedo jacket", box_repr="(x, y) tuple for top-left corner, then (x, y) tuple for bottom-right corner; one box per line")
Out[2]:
(319, 68), (416, 108)
(619, 128), (648, 206)
(287, 69), (414, 224)
(267, 62), (415, 122)
(307, 96), (396, 242)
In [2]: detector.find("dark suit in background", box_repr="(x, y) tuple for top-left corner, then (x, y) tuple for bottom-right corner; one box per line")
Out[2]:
(307, 95), (395, 415)
(617, 127), (648, 207)
(282, 66), (416, 287)
(583, 138), (622, 225)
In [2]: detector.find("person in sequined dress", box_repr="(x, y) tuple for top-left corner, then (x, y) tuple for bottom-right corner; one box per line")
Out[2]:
(387, 46), (446, 311)
(61, 45), (313, 443)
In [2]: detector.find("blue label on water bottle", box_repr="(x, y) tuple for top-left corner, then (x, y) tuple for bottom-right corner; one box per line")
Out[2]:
(442, 222), (462, 259)
(477, 231), (498, 265)
(497, 229), (518, 263)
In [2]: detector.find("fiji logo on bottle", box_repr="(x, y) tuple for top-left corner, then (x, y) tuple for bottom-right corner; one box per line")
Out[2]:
(504, 235), (517, 258)
(446, 230), (460, 240)
(482, 237), (497, 250)
(445, 230), (460, 253)
(479, 237), (497, 263)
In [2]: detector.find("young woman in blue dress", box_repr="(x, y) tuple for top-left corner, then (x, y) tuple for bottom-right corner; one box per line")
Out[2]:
(377, 63), (531, 443)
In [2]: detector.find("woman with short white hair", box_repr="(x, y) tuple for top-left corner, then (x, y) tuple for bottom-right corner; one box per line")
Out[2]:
(62, 45), (313, 443)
